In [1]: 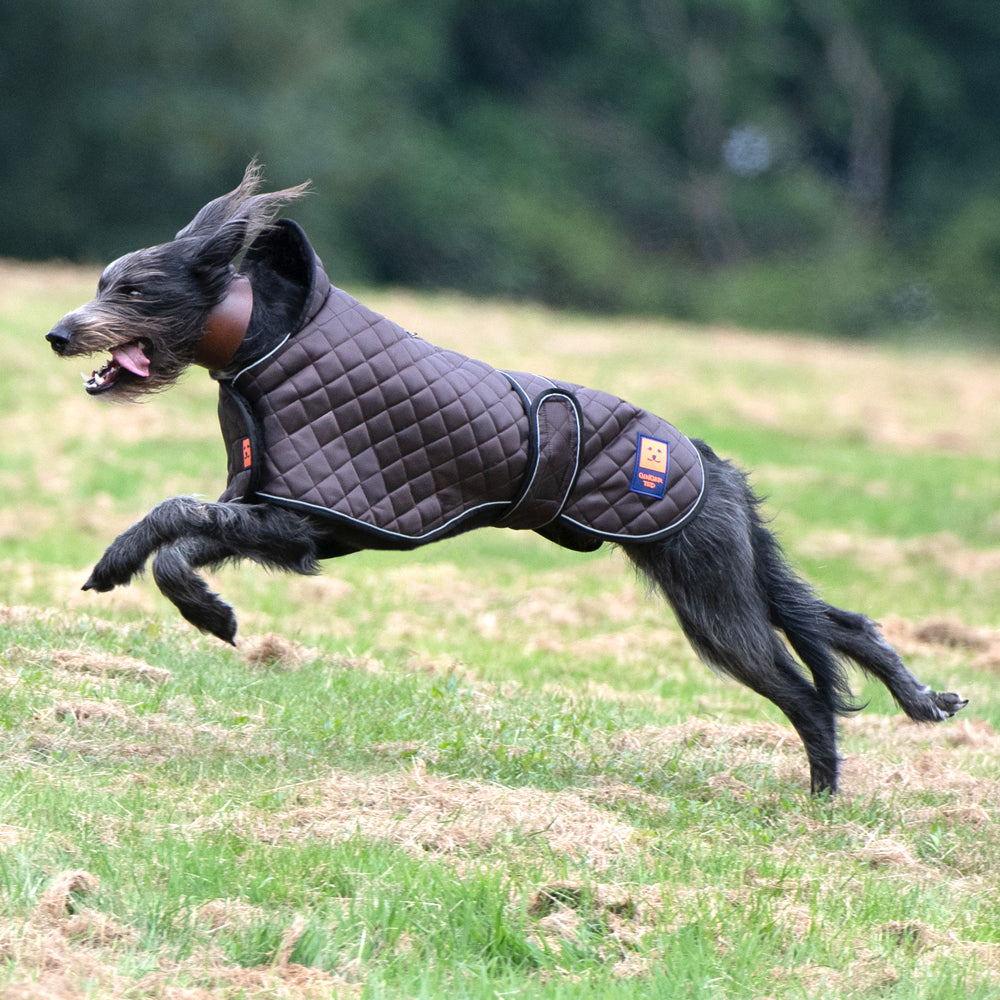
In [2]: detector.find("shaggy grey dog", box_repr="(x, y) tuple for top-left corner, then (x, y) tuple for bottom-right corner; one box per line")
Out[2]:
(46, 164), (965, 793)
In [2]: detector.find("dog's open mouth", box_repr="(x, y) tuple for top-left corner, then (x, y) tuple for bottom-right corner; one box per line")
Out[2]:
(83, 342), (151, 394)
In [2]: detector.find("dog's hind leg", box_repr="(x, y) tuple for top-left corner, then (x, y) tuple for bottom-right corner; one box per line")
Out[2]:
(747, 502), (967, 721)
(83, 497), (319, 593)
(745, 501), (967, 723)
(622, 463), (845, 792)
(821, 606), (967, 721)
(625, 536), (842, 792)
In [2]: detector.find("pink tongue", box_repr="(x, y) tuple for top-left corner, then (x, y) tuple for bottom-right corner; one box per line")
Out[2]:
(111, 343), (150, 377)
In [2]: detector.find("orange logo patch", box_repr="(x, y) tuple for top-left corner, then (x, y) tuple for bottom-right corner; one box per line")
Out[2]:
(241, 437), (253, 469)
(638, 437), (668, 473)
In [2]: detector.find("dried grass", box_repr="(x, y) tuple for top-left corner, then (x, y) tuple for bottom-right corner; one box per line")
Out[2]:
(0, 869), (358, 999)
(240, 632), (313, 671)
(690, 327), (1000, 459)
(0, 604), (60, 627)
(27, 695), (268, 765)
(606, 718), (807, 788)
(243, 761), (638, 870)
(880, 614), (1000, 657)
(798, 531), (1000, 581)
(44, 648), (171, 685)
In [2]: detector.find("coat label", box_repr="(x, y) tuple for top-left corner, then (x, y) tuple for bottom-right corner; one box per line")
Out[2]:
(630, 434), (669, 498)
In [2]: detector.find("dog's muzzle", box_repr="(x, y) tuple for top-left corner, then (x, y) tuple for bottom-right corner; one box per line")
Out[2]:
(46, 324), (73, 354)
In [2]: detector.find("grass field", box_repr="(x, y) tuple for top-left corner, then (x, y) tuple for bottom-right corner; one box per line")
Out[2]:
(2, 258), (1000, 998)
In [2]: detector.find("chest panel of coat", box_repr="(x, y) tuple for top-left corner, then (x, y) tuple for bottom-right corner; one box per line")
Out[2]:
(237, 289), (529, 539)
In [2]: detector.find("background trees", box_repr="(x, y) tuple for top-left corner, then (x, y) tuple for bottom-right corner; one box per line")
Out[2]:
(3, 0), (999, 338)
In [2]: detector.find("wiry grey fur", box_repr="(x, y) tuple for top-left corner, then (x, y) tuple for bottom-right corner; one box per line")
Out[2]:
(45, 161), (307, 400)
(45, 165), (967, 794)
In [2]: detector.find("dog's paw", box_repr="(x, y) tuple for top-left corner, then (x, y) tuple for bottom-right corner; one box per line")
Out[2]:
(930, 691), (969, 719)
(82, 571), (114, 593)
(171, 584), (238, 645)
(83, 552), (143, 592)
(191, 600), (239, 647)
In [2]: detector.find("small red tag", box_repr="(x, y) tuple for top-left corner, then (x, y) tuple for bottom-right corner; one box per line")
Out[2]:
(241, 437), (253, 469)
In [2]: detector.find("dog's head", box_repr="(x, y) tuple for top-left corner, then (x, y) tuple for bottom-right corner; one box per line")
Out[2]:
(45, 161), (307, 401)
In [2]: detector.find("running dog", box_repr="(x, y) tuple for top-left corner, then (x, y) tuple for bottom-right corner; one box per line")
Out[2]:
(45, 163), (966, 793)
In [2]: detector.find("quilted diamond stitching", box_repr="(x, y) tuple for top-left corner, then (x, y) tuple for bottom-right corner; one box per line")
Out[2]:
(242, 293), (529, 534)
(232, 281), (703, 543)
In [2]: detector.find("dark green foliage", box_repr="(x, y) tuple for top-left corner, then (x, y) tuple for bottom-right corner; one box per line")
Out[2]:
(3, 0), (999, 337)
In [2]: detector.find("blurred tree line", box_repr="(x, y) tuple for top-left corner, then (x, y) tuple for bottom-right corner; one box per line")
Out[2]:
(3, 0), (999, 338)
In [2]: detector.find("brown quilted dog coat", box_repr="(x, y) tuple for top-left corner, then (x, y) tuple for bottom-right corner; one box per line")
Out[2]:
(217, 221), (705, 555)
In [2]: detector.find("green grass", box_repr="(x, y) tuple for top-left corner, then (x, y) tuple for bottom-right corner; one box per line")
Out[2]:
(1, 264), (999, 996)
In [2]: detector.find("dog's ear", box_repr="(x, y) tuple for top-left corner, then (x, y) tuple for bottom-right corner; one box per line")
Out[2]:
(190, 219), (250, 283)
(179, 163), (309, 293)
(176, 161), (265, 242)
(177, 163), (308, 244)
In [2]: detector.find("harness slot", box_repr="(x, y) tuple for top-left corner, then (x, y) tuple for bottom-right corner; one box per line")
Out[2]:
(498, 376), (584, 530)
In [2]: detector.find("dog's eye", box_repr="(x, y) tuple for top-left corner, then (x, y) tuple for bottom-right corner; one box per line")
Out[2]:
(119, 287), (143, 299)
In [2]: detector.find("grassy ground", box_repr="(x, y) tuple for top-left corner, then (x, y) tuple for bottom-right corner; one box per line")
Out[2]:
(2, 258), (1000, 998)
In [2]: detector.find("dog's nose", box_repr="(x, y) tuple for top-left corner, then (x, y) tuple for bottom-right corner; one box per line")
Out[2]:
(46, 324), (72, 354)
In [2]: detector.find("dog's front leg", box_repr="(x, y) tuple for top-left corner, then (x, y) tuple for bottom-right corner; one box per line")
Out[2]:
(84, 497), (322, 593)
(84, 500), (326, 642)
(83, 496), (219, 593)
(152, 537), (242, 644)
(151, 506), (330, 643)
